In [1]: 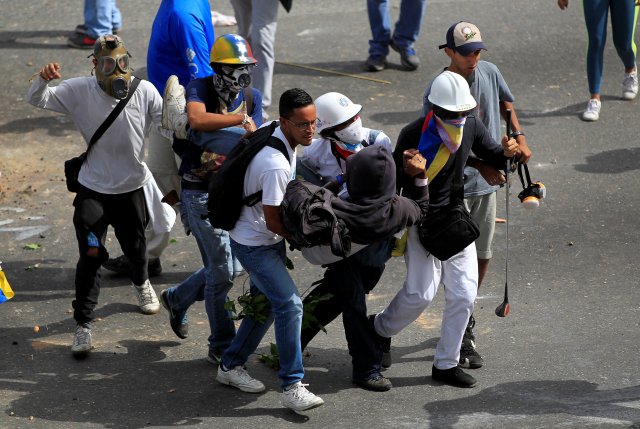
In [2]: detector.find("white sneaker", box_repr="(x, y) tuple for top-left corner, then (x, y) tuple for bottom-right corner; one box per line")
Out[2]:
(581, 99), (601, 122)
(622, 67), (638, 100)
(71, 324), (92, 356)
(133, 279), (160, 314)
(281, 382), (324, 411)
(216, 365), (266, 393)
(162, 75), (188, 139)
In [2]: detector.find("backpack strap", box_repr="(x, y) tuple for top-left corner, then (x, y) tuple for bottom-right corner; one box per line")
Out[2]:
(242, 136), (291, 207)
(329, 141), (346, 172)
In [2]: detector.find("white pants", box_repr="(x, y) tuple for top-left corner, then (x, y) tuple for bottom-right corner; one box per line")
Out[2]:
(374, 225), (478, 370)
(230, 0), (279, 113)
(145, 126), (181, 259)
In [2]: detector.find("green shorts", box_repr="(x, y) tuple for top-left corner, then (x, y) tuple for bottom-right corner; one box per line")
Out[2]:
(464, 192), (496, 259)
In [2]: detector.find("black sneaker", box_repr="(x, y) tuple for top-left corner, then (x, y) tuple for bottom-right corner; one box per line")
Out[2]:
(365, 55), (387, 72)
(67, 32), (97, 49)
(459, 338), (484, 369)
(353, 373), (392, 392)
(160, 289), (188, 339)
(103, 255), (162, 277)
(389, 40), (420, 71)
(432, 365), (477, 388)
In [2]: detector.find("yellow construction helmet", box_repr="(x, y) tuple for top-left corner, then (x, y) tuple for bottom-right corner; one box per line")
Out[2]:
(209, 34), (257, 65)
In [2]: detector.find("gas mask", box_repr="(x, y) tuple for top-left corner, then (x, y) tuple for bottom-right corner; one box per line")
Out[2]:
(92, 35), (132, 99)
(213, 64), (253, 103)
(516, 162), (546, 208)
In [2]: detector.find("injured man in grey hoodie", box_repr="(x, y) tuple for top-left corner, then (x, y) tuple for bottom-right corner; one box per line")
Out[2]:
(281, 143), (428, 392)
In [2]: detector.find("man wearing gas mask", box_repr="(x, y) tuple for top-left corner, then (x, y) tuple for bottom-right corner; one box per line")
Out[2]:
(27, 35), (170, 357)
(160, 34), (262, 366)
(103, 0), (216, 279)
(295, 93), (401, 391)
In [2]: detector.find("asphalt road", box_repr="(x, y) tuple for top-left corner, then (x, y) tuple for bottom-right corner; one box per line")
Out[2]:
(1, 1), (640, 428)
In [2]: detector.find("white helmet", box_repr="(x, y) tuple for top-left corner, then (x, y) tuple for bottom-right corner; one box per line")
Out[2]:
(427, 71), (477, 112)
(315, 92), (362, 135)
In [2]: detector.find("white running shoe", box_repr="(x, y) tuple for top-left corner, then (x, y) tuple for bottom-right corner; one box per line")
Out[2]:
(71, 324), (92, 356)
(581, 99), (601, 122)
(133, 279), (160, 314)
(622, 67), (638, 100)
(162, 75), (188, 139)
(281, 382), (324, 411)
(216, 365), (266, 393)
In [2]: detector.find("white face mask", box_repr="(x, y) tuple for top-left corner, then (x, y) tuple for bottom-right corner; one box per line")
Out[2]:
(333, 117), (365, 145)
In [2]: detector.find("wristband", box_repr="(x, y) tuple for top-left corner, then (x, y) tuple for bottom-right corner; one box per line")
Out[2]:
(510, 130), (526, 139)
(414, 177), (428, 187)
(241, 113), (250, 126)
(336, 174), (344, 186)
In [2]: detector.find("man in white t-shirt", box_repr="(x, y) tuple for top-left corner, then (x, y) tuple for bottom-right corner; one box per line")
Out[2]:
(26, 35), (165, 357)
(214, 88), (324, 412)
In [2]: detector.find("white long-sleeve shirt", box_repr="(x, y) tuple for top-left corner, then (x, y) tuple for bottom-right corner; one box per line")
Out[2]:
(27, 75), (163, 194)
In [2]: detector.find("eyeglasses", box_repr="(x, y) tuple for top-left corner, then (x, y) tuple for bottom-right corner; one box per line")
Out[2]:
(97, 54), (130, 75)
(284, 117), (318, 130)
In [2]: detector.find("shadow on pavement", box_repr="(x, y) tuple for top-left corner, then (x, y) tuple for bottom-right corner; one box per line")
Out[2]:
(0, 116), (75, 136)
(0, 30), (73, 50)
(422, 380), (640, 428)
(574, 147), (640, 174)
(2, 338), (311, 428)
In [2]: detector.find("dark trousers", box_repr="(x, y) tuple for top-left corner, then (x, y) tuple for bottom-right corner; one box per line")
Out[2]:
(72, 185), (148, 325)
(301, 239), (392, 380)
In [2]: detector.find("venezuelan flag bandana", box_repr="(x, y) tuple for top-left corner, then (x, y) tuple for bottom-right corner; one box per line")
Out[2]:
(417, 112), (466, 182)
(0, 269), (14, 303)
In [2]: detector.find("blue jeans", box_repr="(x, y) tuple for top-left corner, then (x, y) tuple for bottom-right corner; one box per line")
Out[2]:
(583, 0), (638, 94)
(222, 239), (304, 388)
(366, 0), (427, 57)
(84, 0), (122, 38)
(165, 190), (236, 352)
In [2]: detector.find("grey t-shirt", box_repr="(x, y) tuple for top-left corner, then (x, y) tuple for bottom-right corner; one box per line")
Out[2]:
(422, 61), (514, 197)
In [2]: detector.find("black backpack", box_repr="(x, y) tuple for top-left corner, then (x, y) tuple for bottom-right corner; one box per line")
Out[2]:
(281, 180), (351, 257)
(207, 121), (290, 231)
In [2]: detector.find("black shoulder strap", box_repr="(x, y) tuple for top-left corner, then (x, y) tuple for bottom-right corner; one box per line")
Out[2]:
(86, 77), (141, 157)
(266, 136), (291, 164)
(243, 136), (291, 207)
(329, 141), (346, 172)
(450, 148), (466, 205)
(517, 161), (532, 189)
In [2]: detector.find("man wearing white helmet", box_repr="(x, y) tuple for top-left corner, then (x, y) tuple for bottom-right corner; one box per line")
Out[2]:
(299, 92), (392, 186)
(422, 22), (532, 371)
(297, 92), (396, 391)
(371, 71), (519, 388)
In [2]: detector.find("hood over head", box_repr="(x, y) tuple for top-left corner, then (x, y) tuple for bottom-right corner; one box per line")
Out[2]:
(344, 144), (396, 204)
